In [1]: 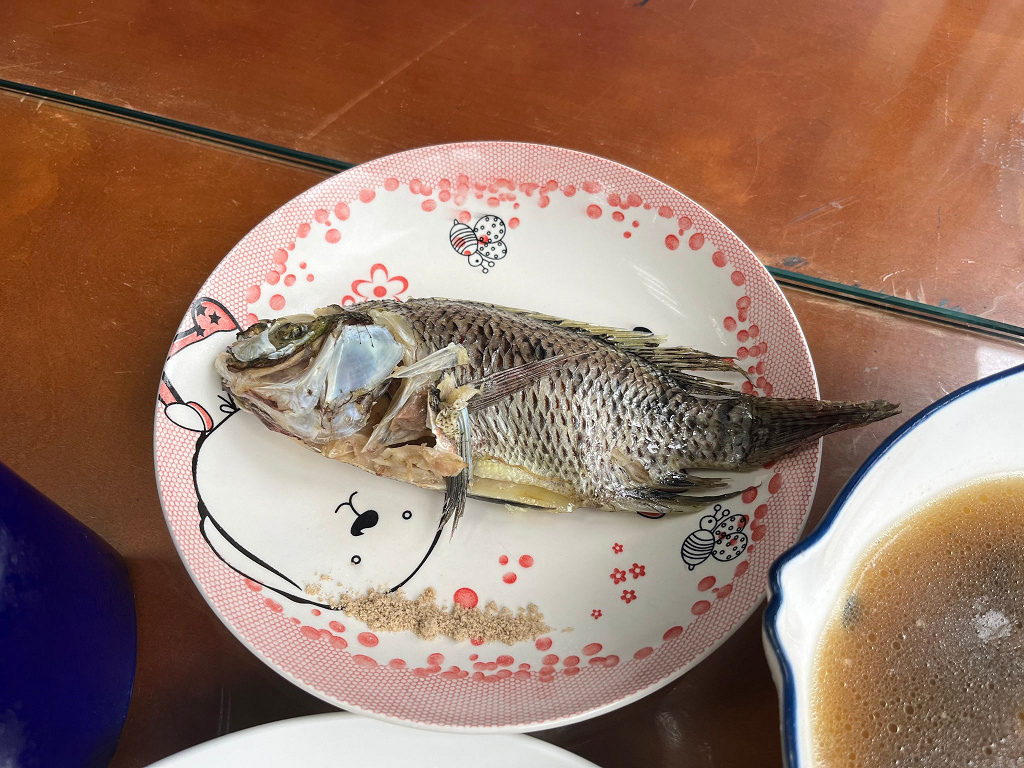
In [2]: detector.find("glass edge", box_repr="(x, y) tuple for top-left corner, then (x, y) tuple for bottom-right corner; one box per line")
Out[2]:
(4, 76), (1021, 342)
(0, 78), (353, 175)
(768, 267), (1024, 343)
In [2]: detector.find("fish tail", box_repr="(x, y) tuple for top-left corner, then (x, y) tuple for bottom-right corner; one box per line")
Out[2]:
(746, 397), (900, 465)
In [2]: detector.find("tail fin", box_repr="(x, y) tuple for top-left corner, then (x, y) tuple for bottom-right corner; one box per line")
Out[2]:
(746, 397), (899, 465)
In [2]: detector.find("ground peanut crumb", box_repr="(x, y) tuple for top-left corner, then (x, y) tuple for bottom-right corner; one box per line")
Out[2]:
(304, 582), (548, 645)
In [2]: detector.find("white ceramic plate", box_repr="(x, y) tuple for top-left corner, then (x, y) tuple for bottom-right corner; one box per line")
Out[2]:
(764, 363), (1024, 766)
(154, 142), (820, 731)
(145, 713), (598, 767)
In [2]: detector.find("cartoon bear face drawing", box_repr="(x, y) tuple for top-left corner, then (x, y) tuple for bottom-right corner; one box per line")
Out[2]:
(162, 299), (444, 608)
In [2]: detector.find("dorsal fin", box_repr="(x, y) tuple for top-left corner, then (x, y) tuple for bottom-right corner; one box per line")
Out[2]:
(490, 303), (666, 350)
(665, 371), (743, 397)
(632, 346), (751, 386)
(489, 303), (748, 391)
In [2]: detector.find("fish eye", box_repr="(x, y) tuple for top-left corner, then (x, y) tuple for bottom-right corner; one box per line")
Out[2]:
(238, 320), (270, 339)
(270, 321), (309, 347)
(351, 555), (361, 565)
(282, 323), (307, 340)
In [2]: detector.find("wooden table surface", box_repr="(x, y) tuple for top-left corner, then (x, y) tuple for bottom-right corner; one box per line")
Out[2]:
(2, 3), (1024, 765)
(6, 0), (1024, 326)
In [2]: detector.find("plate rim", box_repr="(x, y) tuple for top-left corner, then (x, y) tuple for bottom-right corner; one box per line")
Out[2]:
(153, 139), (822, 732)
(143, 711), (600, 767)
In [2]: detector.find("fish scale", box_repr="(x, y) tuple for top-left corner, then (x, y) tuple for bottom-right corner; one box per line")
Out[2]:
(379, 299), (763, 508)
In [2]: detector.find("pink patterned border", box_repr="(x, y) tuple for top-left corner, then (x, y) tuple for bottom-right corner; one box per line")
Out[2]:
(154, 142), (819, 730)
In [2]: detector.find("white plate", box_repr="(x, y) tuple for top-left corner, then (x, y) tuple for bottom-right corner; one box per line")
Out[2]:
(155, 142), (820, 730)
(145, 713), (598, 767)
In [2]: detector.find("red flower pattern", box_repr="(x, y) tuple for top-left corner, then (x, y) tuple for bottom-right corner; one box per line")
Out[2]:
(629, 563), (646, 579)
(612, 542), (623, 554)
(610, 568), (627, 585)
(343, 263), (409, 305)
(621, 590), (637, 604)
(591, 609), (602, 620)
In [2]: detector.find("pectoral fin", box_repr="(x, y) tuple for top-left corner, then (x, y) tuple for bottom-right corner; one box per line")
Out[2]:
(392, 343), (469, 379)
(438, 406), (472, 537)
(467, 353), (586, 413)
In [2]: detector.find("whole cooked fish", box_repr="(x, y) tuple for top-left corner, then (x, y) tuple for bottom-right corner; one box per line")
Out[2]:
(215, 298), (897, 531)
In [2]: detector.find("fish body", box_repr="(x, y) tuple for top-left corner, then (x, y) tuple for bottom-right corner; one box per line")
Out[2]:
(216, 298), (898, 521)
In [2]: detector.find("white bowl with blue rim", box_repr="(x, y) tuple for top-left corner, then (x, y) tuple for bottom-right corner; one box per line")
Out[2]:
(763, 362), (1024, 766)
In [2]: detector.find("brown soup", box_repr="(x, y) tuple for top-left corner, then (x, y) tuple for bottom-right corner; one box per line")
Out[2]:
(812, 475), (1024, 767)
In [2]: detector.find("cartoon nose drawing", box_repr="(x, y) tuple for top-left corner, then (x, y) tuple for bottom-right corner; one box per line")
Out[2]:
(339, 492), (379, 537)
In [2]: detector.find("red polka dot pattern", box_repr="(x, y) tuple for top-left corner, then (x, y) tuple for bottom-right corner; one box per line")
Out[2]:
(155, 142), (819, 730)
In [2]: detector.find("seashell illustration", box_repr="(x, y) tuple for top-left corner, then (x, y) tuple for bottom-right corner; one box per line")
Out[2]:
(473, 214), (506, 244)
(449, 220), (479, 256)
(681, 528), (714, 570)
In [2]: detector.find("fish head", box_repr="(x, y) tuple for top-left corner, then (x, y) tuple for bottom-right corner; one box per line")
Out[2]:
(216, 308), (406, 443)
